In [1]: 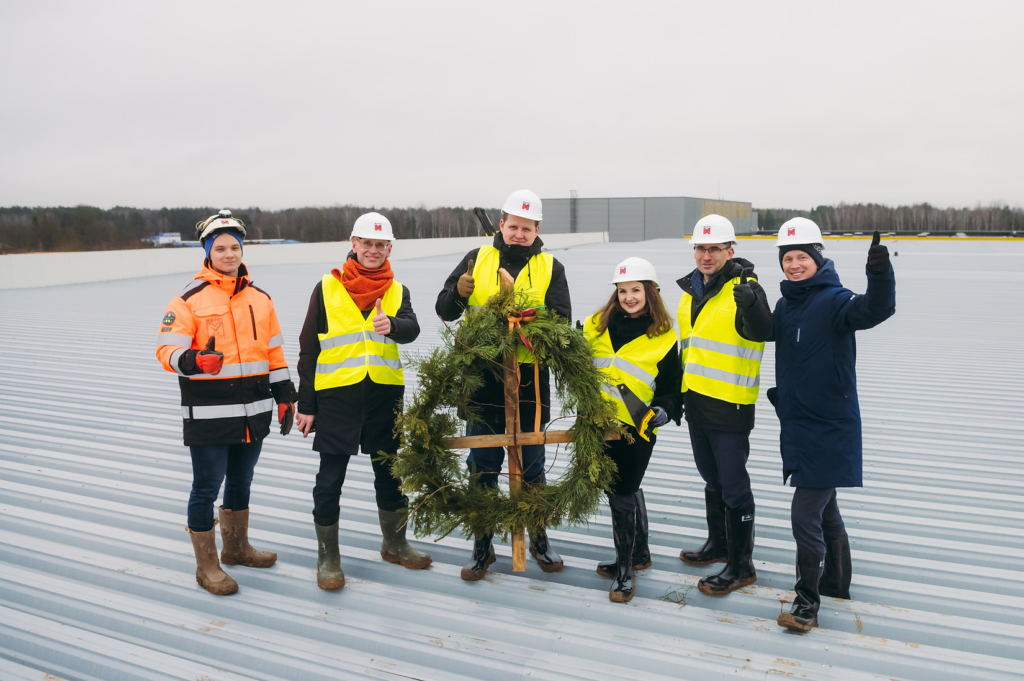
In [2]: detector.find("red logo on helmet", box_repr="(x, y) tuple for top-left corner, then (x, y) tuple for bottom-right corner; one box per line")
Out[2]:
(619, 266), (627, 275)
(220, 220), (230, 225)
(703, 226), (711, 235)
(787, 228), (796, 236)
(374, 223), (382, 231)
(522, 202), (530, 210)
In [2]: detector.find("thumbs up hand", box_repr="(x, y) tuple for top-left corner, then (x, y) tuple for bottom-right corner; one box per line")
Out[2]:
(867, 230), (890, 274)
(732, 267), (756, 309)
(457, 258), (476, 298)
(372, 298), (391, 336)
(196, 336), (224, 375)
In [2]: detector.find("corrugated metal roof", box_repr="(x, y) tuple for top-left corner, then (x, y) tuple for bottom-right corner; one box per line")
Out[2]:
(1, 237), (1021, 681)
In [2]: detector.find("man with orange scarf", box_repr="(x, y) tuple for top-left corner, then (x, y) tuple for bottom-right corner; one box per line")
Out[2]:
(295, 212), (430, 591)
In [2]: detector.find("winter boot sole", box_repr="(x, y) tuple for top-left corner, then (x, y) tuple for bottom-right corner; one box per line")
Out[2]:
(609, 587), (635, 603)
(196, 567), (238, 596)
(679, 552), (727, 567)
(529, 546), (564, 573)
(596, 559), (652, 579)
(777, 612), (817, 632)
(382, 549), (432, 570)
(697, 575), (756, 596)
(317, 570), (346, 591)
(460, 551), (496, 581)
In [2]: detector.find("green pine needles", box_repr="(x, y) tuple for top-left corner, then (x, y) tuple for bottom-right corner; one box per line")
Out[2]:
(383, 288), (625, 541)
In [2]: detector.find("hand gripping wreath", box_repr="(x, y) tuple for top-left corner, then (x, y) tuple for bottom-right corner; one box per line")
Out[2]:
(383, 288), (626, 544)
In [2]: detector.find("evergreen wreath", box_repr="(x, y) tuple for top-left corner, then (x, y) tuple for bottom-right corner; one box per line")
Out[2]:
(383, 288), (626, 540)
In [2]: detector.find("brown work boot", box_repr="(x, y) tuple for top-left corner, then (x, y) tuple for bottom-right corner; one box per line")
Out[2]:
(187, 523), (238, 596)
(315, 521), (346, 590)
(219, 507), (277, 568)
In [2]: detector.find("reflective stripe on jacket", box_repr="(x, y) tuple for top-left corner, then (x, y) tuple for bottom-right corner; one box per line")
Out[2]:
(315, 274), (404, 390)
(155, 263), (290, 445)
(467, 243), (553, 363)
(585, 315), (679, 429)
(678, 275), (765, 405)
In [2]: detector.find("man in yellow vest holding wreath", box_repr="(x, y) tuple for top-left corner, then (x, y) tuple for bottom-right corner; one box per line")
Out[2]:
(296, 212), (431, 591)
(677, 214), (773, 596)
(436, 189), (572, 581)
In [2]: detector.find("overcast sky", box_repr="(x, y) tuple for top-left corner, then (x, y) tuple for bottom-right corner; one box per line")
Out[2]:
(2, 1), (1021, 211)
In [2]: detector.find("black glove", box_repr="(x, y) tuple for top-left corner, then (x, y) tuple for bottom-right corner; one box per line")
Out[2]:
(867, 230), (890, 274)
(649, 406), (670, 428)
(732, 268), (756, 309)
(575, 319), (584, 332)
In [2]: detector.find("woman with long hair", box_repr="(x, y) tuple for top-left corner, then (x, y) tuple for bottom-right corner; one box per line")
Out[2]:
(156, 210), (297, 596)
(584, 257), (681, 602)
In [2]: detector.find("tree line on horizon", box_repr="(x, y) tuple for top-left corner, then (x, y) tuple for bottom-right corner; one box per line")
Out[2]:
(0, 201), (1021, 254)
(757, 202), (1024, 234)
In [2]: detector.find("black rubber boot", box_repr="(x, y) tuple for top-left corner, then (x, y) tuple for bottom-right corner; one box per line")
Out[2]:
(778, 550), (826, 632)
(697, 505), (756, 596)
(460, 534), (496, 582)
(529, 530), (564, 573)
(597, 488), (651, 578)
(608, 494), (637, 603)
(680, 489), (728, 566)
(819, 534), (851, 600)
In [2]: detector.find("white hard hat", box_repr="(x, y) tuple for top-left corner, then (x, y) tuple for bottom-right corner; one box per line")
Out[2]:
(611, 257), (659, 286)
(501, 189), (543, 222)
(776, 217), (824, 249)
(196, 209), (247, 244)
(351, 212), (395, 240)
(690, 214), (736, 245)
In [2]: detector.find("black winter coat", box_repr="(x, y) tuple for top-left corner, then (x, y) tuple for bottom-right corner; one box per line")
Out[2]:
(435, 233), (572, 424)
(767, 260), (895, 488)
(297, 261), (420, 456)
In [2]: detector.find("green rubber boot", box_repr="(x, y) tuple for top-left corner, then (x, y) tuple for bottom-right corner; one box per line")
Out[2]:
(314, 521), (346, 590)
(379, 509), (432, 570)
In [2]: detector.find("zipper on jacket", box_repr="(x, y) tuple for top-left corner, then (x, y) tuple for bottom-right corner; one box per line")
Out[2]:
(249, 305), (257, 340)
(797, 327), (801, 342)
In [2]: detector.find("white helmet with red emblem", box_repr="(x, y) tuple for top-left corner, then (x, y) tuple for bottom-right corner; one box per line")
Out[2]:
(195, 209), (247, 245)
(350, 212), (395, 240)
(776, 217), (825, 249)
(501, 189), (543, 222)
(690, 214), (736, 246)
(610, 257), (659, 286)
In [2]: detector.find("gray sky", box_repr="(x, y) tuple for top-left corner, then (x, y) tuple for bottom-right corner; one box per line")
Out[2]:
(2, 1), (1021, 211)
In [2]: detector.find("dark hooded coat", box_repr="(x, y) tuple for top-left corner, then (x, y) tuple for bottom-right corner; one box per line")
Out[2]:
(767, 260), (895, 488)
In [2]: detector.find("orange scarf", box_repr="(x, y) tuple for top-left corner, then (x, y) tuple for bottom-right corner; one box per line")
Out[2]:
(334, 257), (394, 311)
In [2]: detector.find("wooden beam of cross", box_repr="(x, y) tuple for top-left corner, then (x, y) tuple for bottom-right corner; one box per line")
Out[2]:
(444, 274), (621, 572)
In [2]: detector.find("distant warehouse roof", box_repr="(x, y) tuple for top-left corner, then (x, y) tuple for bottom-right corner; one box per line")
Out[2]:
(541, 195), (758, 241)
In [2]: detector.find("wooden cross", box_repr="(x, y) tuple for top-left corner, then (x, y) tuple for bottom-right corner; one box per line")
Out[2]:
(444, 275), (620, 572)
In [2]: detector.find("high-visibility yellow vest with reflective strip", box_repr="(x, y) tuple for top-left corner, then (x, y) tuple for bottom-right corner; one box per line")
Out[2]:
(584, 315), (679, 429)
(677, 274), (764, 404)
(315, 274), (404, 390)
(467, 244), (553, 363)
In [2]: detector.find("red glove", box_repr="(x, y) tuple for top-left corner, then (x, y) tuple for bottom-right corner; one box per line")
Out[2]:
(278, 402), (294, 436)
(197, 337), (224, 375)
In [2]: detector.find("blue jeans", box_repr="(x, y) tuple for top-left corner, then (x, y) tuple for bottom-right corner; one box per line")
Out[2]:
(688, 422), (755, 510)
(465, 414), (547, 490)
(791, 487), (847, 554)
(188, 442), (263, 532)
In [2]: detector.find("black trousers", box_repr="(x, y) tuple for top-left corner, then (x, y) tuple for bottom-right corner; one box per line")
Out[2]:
(604, 422), (656, 497)
(312, 452), (407, 525)
(791, 487), (847, 554)
(687, 422), (754, 510)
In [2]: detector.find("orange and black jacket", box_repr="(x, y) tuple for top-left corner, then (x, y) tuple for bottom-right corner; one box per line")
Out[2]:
(156, 263), (297, 446)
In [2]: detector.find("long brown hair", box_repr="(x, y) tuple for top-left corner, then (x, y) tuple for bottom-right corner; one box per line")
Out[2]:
(590, 280), (674, 338)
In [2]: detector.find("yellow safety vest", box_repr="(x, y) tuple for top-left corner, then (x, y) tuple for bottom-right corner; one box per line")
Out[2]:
(315, 274), (404, 390)
(467, 243), (554, 363)
(585, 315), (679, 429)
(678, 273), (764, 404)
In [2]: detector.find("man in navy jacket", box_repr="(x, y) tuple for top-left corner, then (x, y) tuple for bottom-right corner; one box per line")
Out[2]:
(766, 219), (895, 632)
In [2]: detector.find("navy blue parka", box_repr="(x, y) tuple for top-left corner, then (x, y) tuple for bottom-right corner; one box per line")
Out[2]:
(767, 260), (895, 488)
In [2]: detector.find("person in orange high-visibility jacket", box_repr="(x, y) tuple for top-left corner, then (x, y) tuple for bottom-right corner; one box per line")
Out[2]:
(156, 210), (298, 596)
